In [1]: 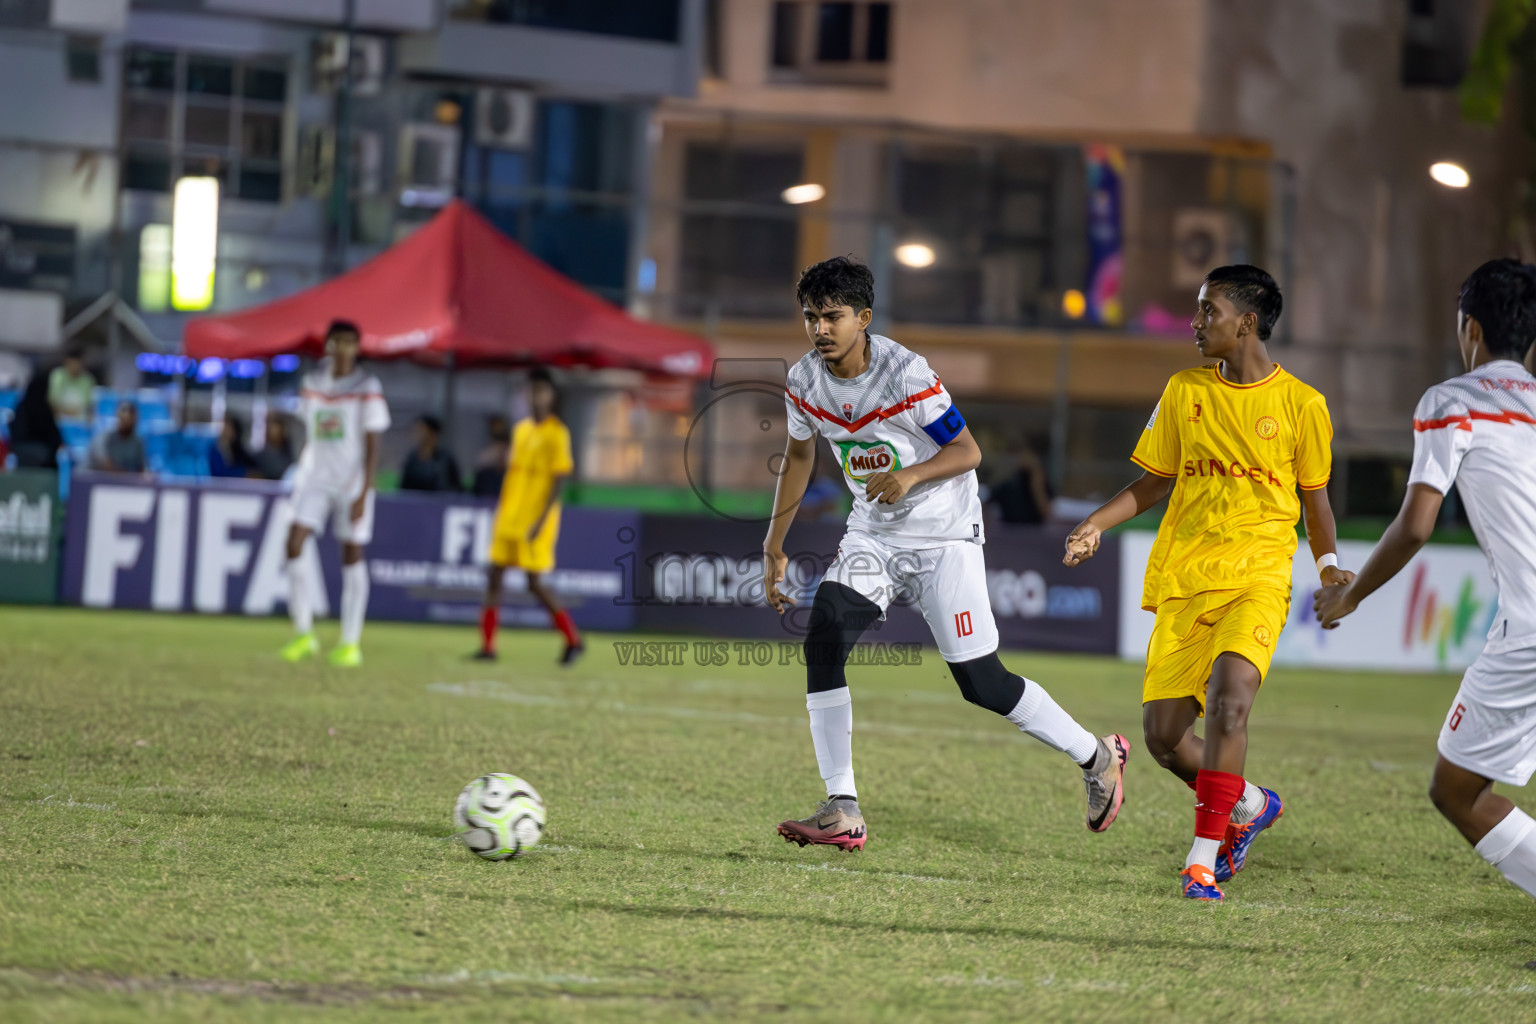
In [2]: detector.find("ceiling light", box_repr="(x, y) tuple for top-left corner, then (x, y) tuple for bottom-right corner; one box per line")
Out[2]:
(1430, 162), (1470, 188)
(781, 183), (826, 204)
(895, 242), (936, 269)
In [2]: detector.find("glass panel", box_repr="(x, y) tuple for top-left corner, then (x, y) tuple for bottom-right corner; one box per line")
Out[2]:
(123, 147), (171, 192)
(184, 103), (233, 148)
(125, 48), (175, 91)
(180, 154), (229, 184)
(452, 0), (680, 42)
(242, 65), (288, 102)
(123, 97), (171, 142)
(771, 2), (799, 67)
(241, 112), (283, 161)
(186, 56), (234, 96)
(67, 37), (100, 82)
(684, 142), (803, 202)
(866, 3), (890, 62)
(816, 3), (854, 61)
(238, 168), (283, 203)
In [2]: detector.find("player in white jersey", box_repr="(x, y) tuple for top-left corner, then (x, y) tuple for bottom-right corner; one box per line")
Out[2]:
(763, 257), (1130, 850)
(1315, 258), (1536, 909)
(280, 320), (391, 667)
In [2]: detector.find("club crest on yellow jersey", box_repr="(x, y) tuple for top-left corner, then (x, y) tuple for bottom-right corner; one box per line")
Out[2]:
(1255, 415), (1279, 440)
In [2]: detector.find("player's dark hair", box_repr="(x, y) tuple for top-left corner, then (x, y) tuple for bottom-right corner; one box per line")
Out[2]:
(1458, 258), (1536, 360)
(1204, 265), (1283, 341)
(326, 319), (361, 341)
(797, 256), (875, 314)
(528, 366), (555, 389)
(417, 414), (442, 434)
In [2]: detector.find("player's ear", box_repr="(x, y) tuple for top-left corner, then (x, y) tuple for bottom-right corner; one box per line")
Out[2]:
(858, 307), (873, 330)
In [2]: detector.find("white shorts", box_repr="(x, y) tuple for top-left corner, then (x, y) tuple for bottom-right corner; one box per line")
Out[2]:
(292, 485), (376, 546)
(822, 531), (998, 662)
(1438, 649), (1536, 786)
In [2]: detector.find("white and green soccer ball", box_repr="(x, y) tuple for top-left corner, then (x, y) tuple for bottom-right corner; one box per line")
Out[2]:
(453, 773), (545, 860)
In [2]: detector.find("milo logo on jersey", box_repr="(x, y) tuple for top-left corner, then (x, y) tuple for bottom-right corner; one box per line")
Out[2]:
(314, 410), (346, 441)
(838, 440), (902, 480)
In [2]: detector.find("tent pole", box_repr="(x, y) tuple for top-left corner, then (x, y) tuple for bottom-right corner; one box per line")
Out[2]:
(442, 353), (458, 459)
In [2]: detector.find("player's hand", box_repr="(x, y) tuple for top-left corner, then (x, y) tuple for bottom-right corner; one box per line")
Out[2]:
(1063, 521), (1102, 566)
(349, 494), (367, 523)
(1312, 581), (1357, 630)
(864, 468), (913, 504)
(1319, 565), (1355, 588)
(763, 546), (795, 614)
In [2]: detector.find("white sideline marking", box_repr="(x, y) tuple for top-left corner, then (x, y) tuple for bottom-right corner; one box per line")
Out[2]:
(1237, 902), (1414, 923)
(29, 795), (116, 811)
(794, 863), (958, 885)
(930, 974), (1128, 992)
(421, 969), (633, 986)
(1414, 984), (1536, 995)
(429, 681), (1024, 744)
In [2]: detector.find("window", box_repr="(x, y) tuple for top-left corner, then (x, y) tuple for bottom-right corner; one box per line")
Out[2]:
(121, 48), (289, 203)
(449, 0), (680, 43)
(770, 1), (890, 85)
(66, 37), (101, 82)
(703, 0), (724, 79)
(677, 142), (804, 319)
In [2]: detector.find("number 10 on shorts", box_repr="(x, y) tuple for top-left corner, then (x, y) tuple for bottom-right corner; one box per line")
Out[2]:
(954, 611), (973, 638)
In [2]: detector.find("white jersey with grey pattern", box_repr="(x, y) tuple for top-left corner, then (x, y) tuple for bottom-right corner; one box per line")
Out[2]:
(784, 333), (983, 547)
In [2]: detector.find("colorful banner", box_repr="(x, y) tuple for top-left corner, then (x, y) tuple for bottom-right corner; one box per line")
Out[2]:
(633, 516), (1119, 655)
(1118, 532), (1497, 673)
(0, 470), (61, 604)
(1084, 144), (1125, 326)
(60, 475), (636, 631)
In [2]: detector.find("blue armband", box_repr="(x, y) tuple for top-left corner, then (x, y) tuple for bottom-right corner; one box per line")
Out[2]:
(922, 404), (966, 445)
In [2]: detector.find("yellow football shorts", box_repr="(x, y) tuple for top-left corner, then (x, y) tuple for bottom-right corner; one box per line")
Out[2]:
(1142, 586), (1291, 713)
(488, 511), (560, 574)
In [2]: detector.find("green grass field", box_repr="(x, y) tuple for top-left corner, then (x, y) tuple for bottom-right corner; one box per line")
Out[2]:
(3, 608), (1535, 1022)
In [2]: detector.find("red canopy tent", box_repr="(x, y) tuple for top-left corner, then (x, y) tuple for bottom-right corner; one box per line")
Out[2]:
(183, 200), (713, 378)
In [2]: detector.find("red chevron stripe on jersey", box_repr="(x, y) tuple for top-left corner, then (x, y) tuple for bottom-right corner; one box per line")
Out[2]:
(1414, 409), (1536, 432)
(786, 380), (945, 433)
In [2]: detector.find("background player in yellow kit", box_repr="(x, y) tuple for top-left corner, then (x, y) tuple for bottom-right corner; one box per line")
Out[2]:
(475, 367), (583, 665)
(1063, 265), (1352, 900)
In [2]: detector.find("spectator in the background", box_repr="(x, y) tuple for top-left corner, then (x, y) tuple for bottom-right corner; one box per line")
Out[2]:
(48, 348), (95, 424)
(989, 447), (1053, 525)
(10, 371), (64, 469)
(400, 414), (462, 492)
(471, 415), (511, 496)
(251, 415), (294, 481)
(209, 414), (253, 478)
(89, 400), (146, 474)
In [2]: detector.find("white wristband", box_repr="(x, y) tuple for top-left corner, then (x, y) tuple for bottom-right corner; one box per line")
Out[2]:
(1316, 552), (1339, 575)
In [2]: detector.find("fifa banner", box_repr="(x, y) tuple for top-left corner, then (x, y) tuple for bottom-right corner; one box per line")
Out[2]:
(631, 515), (1119, 655)
(1117, 532), (1497, 673)
(0, 469), (62, 604)
(60, 475), (636, 631)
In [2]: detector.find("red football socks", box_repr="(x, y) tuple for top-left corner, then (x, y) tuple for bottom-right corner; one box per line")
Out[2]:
(479, 606), (498, 654)
(1194, 769), (1246, 840)
(552, 609), (581, 647)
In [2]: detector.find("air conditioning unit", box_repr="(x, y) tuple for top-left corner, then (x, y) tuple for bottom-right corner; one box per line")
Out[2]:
(475, 87), (535, 150)
(398, 122), (460, 207)
(312, 33), (385, 96)
(1170, 208), (1241, 289)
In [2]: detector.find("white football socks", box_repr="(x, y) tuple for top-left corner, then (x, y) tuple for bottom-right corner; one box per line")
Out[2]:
(1475, 807), (1536, 900)
(340, 560), (370, 646)
(1185, 837), (1222, 871)
(1229, 781), (1267, 825)
(287, 556), (312, 635)
(1006, 678), (1099, 765)
(807, 687), (856, 799)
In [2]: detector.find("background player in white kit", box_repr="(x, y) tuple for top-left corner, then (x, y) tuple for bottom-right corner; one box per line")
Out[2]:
(1315, 259), (1536, 909)
(763, 257), (1130, 849)
(280, 320), (391, 667)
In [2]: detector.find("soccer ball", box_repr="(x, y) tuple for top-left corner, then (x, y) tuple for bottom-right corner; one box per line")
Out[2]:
(453, 773), (545, 860)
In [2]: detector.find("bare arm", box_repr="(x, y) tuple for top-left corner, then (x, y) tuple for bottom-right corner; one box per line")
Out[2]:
(863, 426), (982, 504)
(528, 473), (570, 537)
(1300, 485), (1354, 589)
(763, 434), (818, 613)
(1062, 471), (1176, 566)
(1314, 483), (1442, 628)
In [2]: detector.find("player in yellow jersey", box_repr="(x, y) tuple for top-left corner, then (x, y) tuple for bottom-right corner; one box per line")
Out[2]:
(475, 368), (583, 665)
(1064, 265), (1353, 900)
